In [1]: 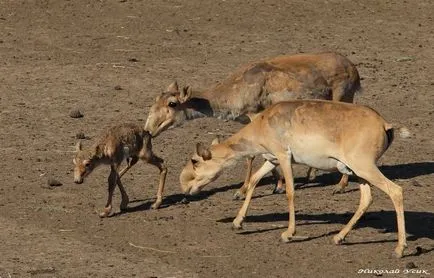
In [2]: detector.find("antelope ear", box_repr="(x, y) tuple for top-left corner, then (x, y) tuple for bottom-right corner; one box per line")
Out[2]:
(75, 141), (82, 152)
(211, 137), (220, 145)
(180, 86), (192, 103)
(166, 81), (179, 93)
(196, 142), (212, 160)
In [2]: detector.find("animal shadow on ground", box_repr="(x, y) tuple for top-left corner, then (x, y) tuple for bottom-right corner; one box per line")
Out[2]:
(218, 210), (434, 257)
(213, 161), (434, 257)
(112, 196), (186, 215)
(112, 175), (278, 217)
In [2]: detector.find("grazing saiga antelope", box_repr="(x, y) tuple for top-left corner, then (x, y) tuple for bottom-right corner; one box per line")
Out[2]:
(145, 52), (361, 197)
(180, 100), (408, 258)
(73, 123), (167, 217)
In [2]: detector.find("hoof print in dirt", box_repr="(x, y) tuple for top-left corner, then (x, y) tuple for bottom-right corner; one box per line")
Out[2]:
(69, 109), (84, 118)
(405, 262), (417, 269)
(411, 180), (423, 187)
(272, 187), (285, 194)
(75, 132), (86, 140)
(28, 267), (56, 275)
(47, 177), (62, 187)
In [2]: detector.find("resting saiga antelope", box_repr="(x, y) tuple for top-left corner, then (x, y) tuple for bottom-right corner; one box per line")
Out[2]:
(180, 100), (409, 258)
(73, 123), (167, 217)
(145, 52), (361, 197)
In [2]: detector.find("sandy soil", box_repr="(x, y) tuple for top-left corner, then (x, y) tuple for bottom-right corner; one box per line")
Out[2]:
(0, 0), (433, 277)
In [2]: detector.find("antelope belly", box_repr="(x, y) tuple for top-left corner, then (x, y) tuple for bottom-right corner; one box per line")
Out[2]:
(290, 148), (338, 171)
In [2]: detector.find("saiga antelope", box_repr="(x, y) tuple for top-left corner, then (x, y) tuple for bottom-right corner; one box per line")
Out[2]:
(180, 100), (408, 258)
(73, 123), (167, 217)
(145, 52), (361, 197)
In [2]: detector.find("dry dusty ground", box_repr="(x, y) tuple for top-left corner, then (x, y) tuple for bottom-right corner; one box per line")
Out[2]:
(0, 0), (433, 277)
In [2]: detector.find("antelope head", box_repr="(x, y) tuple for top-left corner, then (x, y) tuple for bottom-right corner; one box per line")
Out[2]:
(180, 138), (228, 195)
(72, 141), (97, 184)
(145, 81), (193, 137)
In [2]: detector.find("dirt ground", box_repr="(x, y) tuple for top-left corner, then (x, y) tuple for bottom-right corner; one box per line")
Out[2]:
(0, 0), (433, 277)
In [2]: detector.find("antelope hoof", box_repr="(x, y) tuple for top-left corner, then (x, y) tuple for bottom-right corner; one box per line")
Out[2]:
(333, 184), (345, 195)
(232, 217), (244, 230)
(233, 190), (246, 200)
(99, 205), (112, 218)
(307, 172), (316, 182)
(281, 230), (294, 243)
(307, 175), (316, 183)
(273, 186), (285, 194)
(394, 245), (406, 258)
(333, 234), (345, 245)
(151, 200), (162, 210)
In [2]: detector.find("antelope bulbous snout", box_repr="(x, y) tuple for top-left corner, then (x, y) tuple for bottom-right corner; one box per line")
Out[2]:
(179, 169), (194, 195)
(187, 187), (201, 196)
(182, 187), (191, 195)
(144, 117), (154, 135)
(182, 186), (195, 196)
(180, 180), (202, 196)
(180, 182), (191, 195)
(179, 162), (212, 195)
(145, 108), (177, 137)
(144, 117), (161, 137)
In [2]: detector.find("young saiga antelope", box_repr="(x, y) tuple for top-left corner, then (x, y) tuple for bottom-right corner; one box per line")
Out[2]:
(146, 52), (361, 197)
(73, 123), (167, 217)
(180, 100), (408, 258)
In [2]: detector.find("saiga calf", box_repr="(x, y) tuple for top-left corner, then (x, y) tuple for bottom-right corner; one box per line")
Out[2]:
(73, 123), (167, 217)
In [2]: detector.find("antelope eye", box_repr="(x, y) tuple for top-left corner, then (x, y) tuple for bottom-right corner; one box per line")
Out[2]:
(168, 101), (177, 108)
(191, 159), (198, 165)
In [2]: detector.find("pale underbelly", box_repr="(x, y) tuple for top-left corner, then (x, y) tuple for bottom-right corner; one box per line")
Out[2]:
(291, 153), (339, 172)
(260, 152), (339, 172)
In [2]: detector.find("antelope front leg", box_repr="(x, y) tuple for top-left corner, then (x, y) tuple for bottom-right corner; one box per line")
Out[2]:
(147, 154), (167, 209)
(277, 153), (296, 242)
(233, 161), (276, 229)
(100, 166), (118, 218)
(233, 156), (255, 200)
